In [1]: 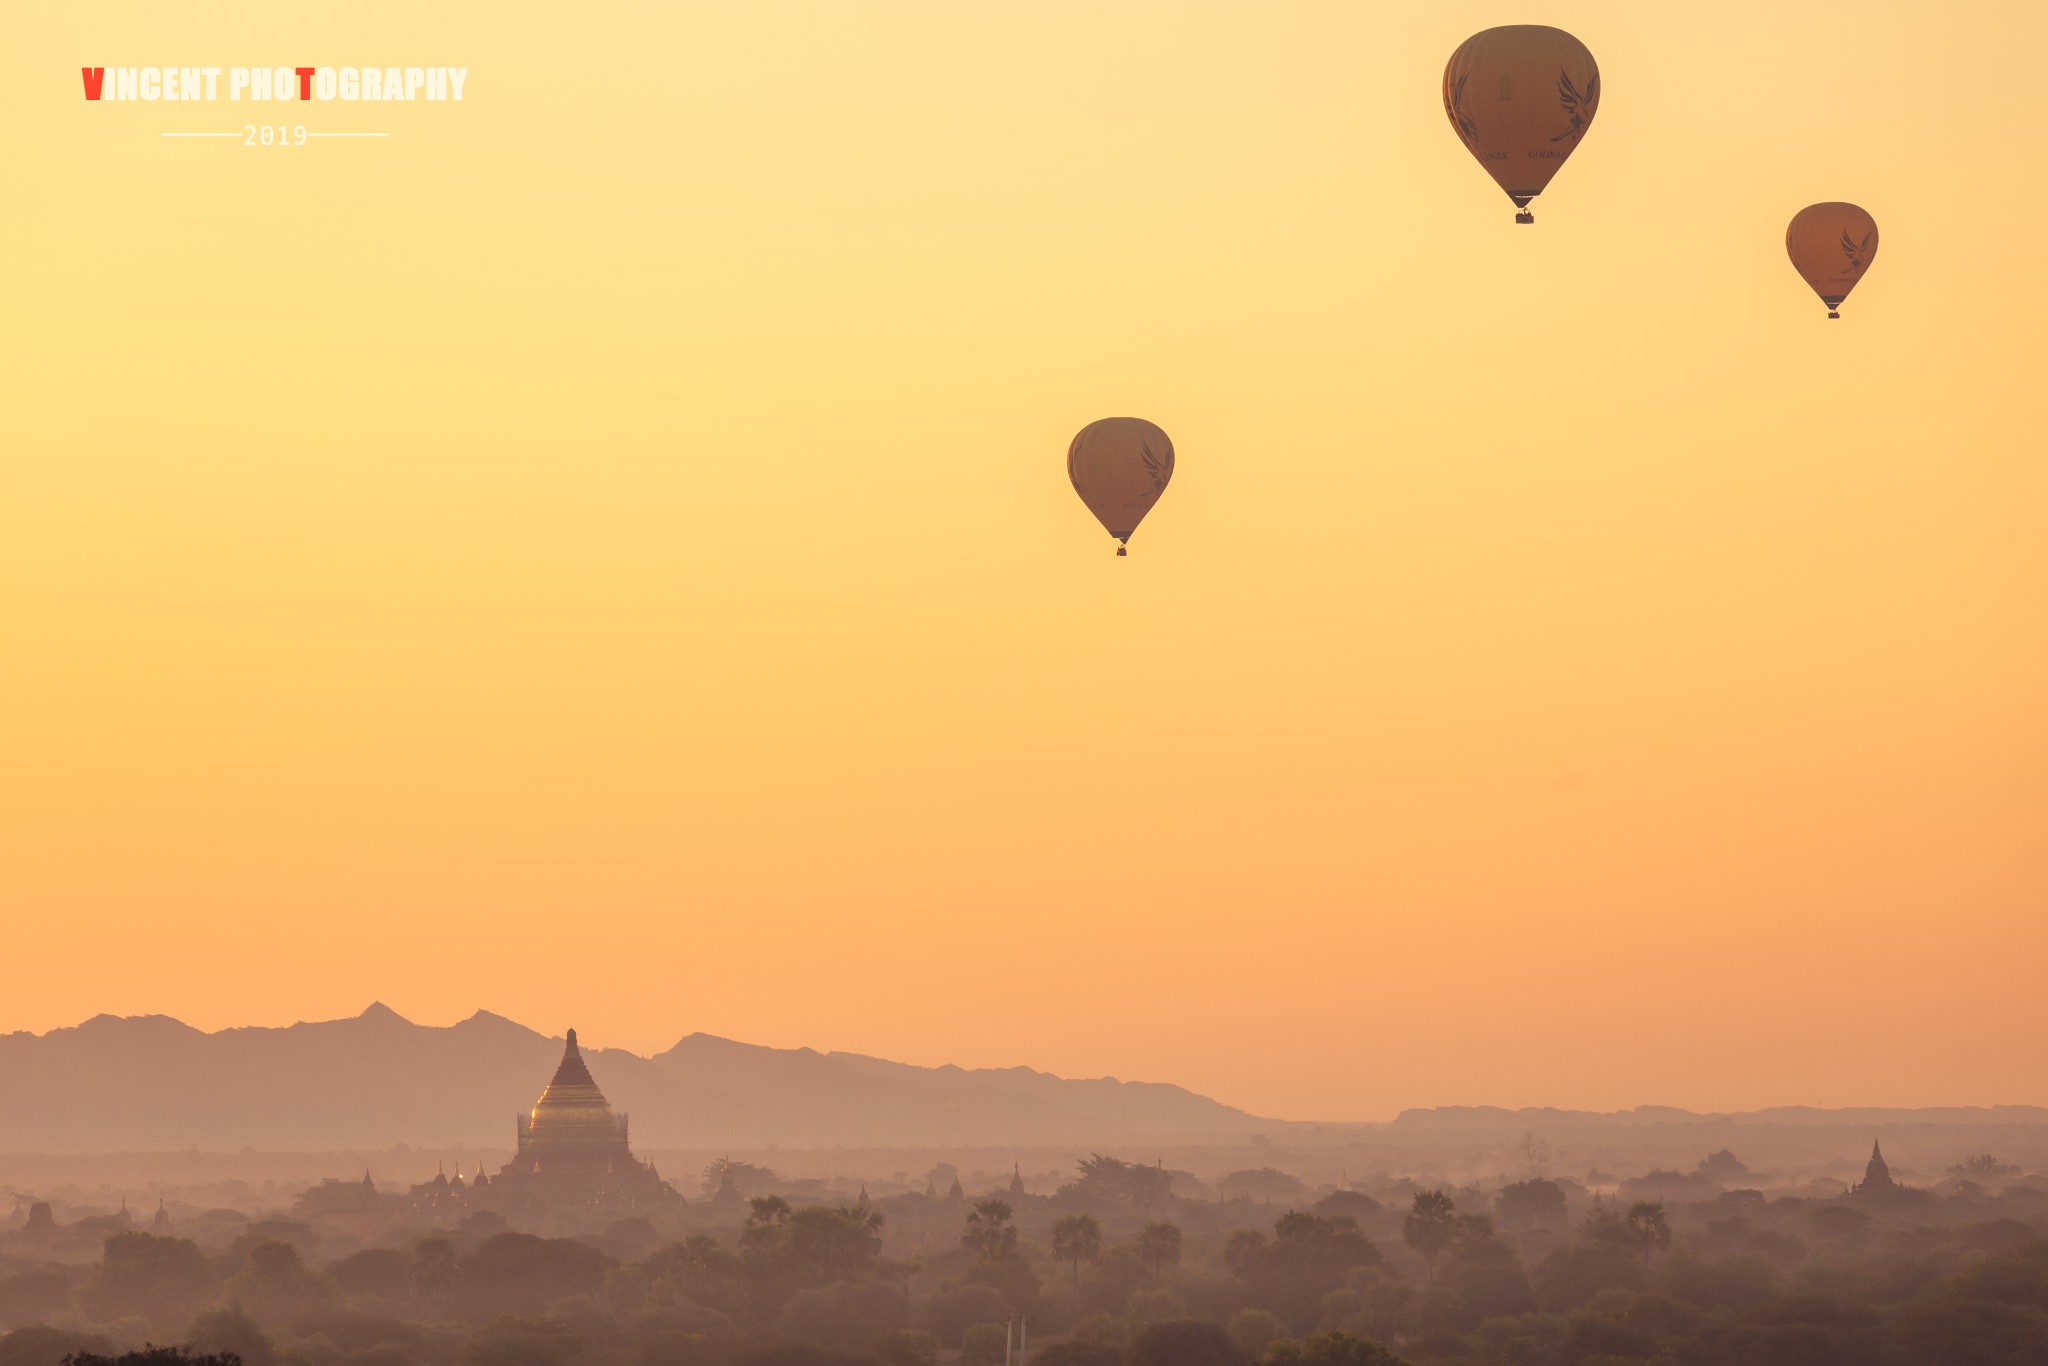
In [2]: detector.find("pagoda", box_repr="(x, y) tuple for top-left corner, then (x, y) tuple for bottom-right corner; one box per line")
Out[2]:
(492, 1029), (679, 1213)
(1850, 1139), (1899, 1196)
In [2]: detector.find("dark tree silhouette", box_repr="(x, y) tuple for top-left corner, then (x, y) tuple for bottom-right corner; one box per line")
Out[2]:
(1065, 1155), (1171, 1207)
(1626, 1202), (1672, 1265)
(64, 1352), (244, 1366)
(1230, 1213), (1384, 1333)
(1496, 1178), (1567, 1229)
(1050, 1214), (1102, 1288)
(1403, 1191), (1458, 1281)
(1136, 1221), (1182, 1279)
(785, 1205), (885, 1280)
(748, 1196), (794, 1228)
(960, 1200), (1017, 1261)
(1696, 1149), (1750, 1181)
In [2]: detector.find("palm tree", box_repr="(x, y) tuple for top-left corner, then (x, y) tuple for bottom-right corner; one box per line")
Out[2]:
(1137, 1220), (1182, 1280)
(962, 1198), (1018, 1260)
(1403, 1190), (1457, 1281)
(1050, 1213), (1102, 1288)
(741, 1195), (793, 1259)
(1626, 1201), (1671, 1265)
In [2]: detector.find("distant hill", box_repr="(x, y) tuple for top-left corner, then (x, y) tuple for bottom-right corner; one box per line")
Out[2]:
(0, 1006), (1274, 1151)
(7, 1009), (2041, 1155)
(1386, 1104), (2048, 1129)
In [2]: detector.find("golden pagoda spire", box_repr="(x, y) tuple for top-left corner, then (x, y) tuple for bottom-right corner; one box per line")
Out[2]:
(522, 1027), (627, 1168)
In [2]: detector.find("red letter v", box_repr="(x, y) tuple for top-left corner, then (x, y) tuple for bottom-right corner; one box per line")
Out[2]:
(82, 67), (106, 100)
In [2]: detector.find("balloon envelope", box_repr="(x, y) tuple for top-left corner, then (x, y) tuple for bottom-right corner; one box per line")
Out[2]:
(1787, 203), (1879, 318)
(1068, 417), (1174, 552)
(1443, 25), (1601, 220)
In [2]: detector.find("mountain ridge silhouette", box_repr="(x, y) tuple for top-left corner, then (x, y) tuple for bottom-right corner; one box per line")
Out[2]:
(0, 1005), (1271, 1151)
(6, 1008), (2041, 1153)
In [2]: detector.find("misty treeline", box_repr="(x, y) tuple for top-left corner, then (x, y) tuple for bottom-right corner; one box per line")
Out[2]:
(5, 1149), (2048, 1365)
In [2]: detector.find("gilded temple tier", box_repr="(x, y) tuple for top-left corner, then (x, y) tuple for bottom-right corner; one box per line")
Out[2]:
(489, 1028), (680, 1213)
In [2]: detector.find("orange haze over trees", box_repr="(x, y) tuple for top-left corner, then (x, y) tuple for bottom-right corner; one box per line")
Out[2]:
(1, 0), (2043, 1123)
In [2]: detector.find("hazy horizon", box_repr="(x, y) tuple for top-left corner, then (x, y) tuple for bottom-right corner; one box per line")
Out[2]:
(9, 1002), (2048, 1128)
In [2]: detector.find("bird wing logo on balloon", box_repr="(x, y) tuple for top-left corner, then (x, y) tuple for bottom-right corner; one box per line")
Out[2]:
(1552, 67), (1597, 142)
(1139, 440), (1171, 495)
(1839, 230), (1874, 272)
(1447, 72), (1479, 146)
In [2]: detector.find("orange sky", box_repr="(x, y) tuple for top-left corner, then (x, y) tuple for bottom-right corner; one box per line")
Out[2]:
(2, 1), (2043, 1123)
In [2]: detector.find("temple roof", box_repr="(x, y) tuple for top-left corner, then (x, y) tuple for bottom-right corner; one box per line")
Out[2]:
(522, 1027), (630, 1165)
(493, 1027), (677, 1202)
(534, 1029), (614, 1117)
(549, 1029), (600, 1091)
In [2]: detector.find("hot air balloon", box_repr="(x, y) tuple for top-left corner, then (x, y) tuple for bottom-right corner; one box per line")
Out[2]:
(1443, 25), (1601, 224)
(1067, 417), (1173, 556)
(1786, 203), (1879, 319)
